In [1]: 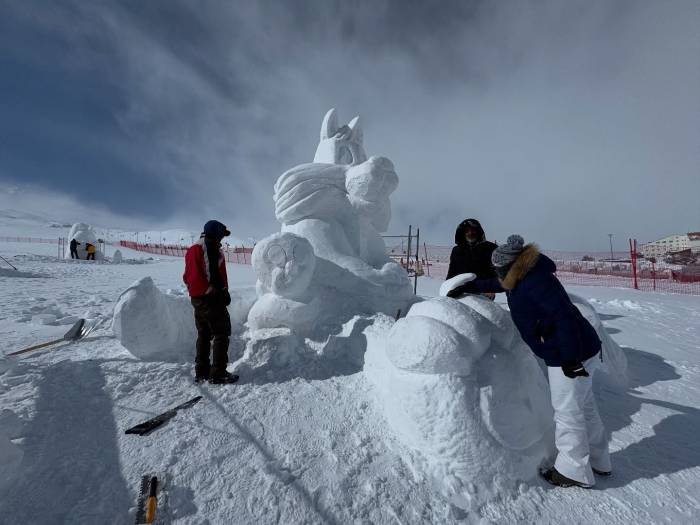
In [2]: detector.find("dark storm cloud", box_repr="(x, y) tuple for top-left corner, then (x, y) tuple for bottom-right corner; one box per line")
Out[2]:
(0, 1), (698, 249)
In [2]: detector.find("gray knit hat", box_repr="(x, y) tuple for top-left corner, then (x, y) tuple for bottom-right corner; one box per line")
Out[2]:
(491, 234), (525, 268)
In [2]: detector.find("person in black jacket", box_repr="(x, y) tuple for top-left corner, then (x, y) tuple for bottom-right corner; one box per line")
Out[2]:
(446, 219), (497, 280)
(446, 218), (497, 299)
(69, 238), (79, 259)
(448, 234), (610, 489)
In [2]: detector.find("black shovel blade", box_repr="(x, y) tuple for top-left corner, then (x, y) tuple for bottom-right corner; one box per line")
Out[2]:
(125, 396), (203, 436)
(63, 319), (86, 340)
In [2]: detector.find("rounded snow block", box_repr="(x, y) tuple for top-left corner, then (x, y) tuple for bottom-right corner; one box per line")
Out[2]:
(456, 295), (518, 349)
(407, 297), (491, 358)
(247, 293), (321, 334)
(113, 277), (196, 362)
(252, 232), (316, 299)
(387, 316), (477, 375)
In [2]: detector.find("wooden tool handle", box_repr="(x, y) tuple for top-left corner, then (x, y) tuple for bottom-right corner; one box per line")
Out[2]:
(145, 476), (158, 523)
(7, 338), (63, 356)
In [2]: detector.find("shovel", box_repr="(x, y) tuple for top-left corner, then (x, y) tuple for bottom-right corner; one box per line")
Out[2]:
(8, 319), (92, 357)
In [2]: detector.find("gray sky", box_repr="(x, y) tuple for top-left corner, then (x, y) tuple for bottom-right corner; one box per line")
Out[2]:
(1, 0), (698, 250)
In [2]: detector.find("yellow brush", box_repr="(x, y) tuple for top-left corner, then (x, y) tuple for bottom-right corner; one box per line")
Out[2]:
(145, 476), (158, 523)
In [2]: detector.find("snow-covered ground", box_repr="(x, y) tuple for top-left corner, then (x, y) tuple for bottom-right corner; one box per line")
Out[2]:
(1, 236), (699, 524)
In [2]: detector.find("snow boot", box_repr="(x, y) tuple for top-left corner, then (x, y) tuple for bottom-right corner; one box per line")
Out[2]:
(593, 467), (611, 477)
(539, 467), (592, 489)
(208, 371), (239, 385)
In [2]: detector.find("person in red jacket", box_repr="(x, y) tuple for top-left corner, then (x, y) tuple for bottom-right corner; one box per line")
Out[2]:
(183, 220), (238, 384)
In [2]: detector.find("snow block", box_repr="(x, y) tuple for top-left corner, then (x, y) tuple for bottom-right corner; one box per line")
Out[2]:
(113, 277), (196, 362)
(364, 299), (555, 510)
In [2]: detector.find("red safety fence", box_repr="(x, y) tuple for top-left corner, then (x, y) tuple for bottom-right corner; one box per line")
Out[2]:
(119, 241), (254, 265)
(0, 236), (58, 244)
(420, 239), (700, 296)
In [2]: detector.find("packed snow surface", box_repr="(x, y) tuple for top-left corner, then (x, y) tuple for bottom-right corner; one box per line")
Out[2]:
(2, 235), (700, 523)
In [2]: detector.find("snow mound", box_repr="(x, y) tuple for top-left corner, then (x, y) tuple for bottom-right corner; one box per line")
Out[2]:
(113, 277), (195, 362)
(0, 268), (45, 278)
(569, 293), (628, 387)
(364, 298), (555, 511)
(112, 277), (257, 363)
(112, 250), (123, 264)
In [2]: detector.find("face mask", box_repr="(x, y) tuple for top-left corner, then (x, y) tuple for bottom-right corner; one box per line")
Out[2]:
(495, 265), (511, 280)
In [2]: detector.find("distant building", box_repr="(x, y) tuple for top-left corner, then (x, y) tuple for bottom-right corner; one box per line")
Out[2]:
(641, 234), (691, 258)
(688, 232), (700, 253)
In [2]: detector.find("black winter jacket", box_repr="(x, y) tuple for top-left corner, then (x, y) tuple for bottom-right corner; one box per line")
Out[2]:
(446, 218), (497, 280)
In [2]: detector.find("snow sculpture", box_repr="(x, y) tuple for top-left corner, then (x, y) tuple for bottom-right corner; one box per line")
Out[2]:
(112, 249), (123, 264)
(68, 223), (102, 260)
(113, 277), (196, 362)
(570, 293), (628, 387)
(364, 294), (556, 510)
(113, 277), (257, 362)
(248, 109), (415, 336)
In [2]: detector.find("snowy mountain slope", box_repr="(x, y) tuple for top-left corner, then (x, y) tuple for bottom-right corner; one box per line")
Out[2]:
(1, 237), (699, 524)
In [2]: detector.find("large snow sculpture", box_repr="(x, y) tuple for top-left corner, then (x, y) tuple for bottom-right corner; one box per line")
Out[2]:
(68, 223), (102, 260)
(364, 293), (556, 510)
(248, 109), (414, 336)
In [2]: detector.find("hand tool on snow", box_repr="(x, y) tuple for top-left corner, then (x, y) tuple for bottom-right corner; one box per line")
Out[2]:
(7, 318), (95, 356)
(134, 475), (160, 524)
(0, 255), (17, 270)
(124, 396), (203, 436)
(145, 476), (159, 523)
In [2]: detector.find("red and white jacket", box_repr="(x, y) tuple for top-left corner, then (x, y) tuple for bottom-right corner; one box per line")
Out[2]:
(183, 238), (228, 297)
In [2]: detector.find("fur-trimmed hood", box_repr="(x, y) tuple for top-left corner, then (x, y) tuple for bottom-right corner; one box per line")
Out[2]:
(499, 244), (556, 290)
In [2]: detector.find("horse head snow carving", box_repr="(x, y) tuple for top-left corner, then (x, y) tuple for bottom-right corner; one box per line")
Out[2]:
(314, 108), (367, 166)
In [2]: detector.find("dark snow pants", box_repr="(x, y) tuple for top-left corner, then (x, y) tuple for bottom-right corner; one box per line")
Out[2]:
(70, 249), (78, 259)
(191, 295), (231, 378)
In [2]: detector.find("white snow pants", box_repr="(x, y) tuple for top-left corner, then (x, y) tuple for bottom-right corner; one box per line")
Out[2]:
(548, 355), (611, 486)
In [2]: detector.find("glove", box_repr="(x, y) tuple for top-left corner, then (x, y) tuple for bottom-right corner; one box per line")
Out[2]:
(220, 289), (231, 306)
(561, 361), (589, 379)
(446, 281), (476, 298)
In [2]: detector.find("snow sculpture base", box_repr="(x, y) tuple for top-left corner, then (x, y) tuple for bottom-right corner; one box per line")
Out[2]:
(364, 297), (555, 510)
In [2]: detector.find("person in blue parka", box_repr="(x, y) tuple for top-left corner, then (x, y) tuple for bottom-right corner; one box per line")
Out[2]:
(447, 234), (611, 488)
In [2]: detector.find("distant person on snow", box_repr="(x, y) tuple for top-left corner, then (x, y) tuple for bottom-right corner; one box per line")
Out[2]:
(183, 220), (238, 385)
(447, 234), (610, 489)
(85, 243), (96, 260)
(69, 238), (80, 259)
(446, 218), (497, 300)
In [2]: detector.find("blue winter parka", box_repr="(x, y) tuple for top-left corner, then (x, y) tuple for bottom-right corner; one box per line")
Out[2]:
(472, 245), (601, 367)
